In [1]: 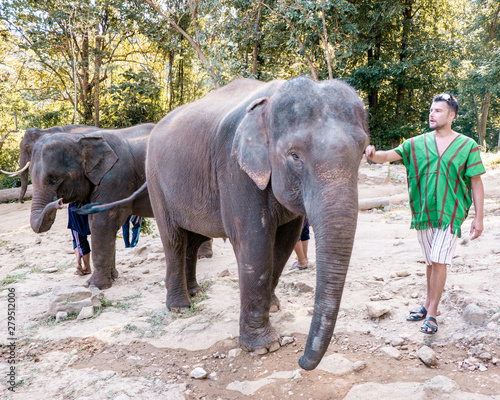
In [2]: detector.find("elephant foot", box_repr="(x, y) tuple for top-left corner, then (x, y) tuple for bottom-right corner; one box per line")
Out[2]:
(86, 271), (115, 290)
(240, 339), (281, 355)
(166, 293), (192, 312)
(167, 303), (192, 313)
(187, 283), (202, 297)
(270, 294), (281, 313)
(239, 325), (281, 354)
(197, 240), (213, 259)
(111, 267), (119, 280)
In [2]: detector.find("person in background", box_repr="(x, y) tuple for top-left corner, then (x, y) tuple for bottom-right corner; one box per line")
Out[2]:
(289, 218), (310, 271)
(122, 215), (143, 248)
(68, 202), (92, 276)
(365, 92), (485, 335)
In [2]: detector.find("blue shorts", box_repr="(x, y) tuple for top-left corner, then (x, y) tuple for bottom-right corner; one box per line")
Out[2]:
(299, 219), (310, 241)
(72, 230), (91, 256)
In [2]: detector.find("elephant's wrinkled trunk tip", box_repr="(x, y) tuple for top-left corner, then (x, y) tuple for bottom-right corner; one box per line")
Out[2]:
(30, 198), (63, 234)
(298, 354), (321, 371)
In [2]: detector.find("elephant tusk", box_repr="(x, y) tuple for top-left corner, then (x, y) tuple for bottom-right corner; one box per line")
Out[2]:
(1, 161), (30, 176)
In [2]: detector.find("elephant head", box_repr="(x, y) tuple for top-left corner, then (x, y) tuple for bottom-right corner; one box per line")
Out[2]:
(1, 125), (100, 203)
(233, 77), (369, 369)
(30, 133), (118, 233)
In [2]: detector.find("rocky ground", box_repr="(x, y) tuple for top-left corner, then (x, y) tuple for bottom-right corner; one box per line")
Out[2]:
(1, 159), (500, 400)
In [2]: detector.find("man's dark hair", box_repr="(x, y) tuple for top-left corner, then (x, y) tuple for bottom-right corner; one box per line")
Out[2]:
(433, 93), (459, 116)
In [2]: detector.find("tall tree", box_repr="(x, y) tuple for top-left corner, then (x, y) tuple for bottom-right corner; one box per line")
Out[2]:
(1, 0), (141, 126)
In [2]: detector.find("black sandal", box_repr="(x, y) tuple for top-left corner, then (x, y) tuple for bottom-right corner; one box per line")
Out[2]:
(406, 305), (427, 321)
(420, 316), (438, 334)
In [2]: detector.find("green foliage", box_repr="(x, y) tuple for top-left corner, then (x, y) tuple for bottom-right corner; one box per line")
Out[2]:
(0, 131), (22, 189)
(100, 69), (163, 127)
(140, 218), (155, 236)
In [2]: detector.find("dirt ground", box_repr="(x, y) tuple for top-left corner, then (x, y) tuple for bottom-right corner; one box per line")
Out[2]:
(1, 159), (499, 399)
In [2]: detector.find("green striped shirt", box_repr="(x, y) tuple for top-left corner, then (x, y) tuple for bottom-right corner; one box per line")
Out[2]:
(395, 132), (485, 237)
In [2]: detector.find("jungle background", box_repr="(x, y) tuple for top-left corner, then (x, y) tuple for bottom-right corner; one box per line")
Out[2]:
(1, 0), (500, 189)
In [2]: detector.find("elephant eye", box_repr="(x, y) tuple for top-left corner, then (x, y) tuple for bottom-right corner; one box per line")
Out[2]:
(290, 151), (300, 160)
(48, 175), (59, 185)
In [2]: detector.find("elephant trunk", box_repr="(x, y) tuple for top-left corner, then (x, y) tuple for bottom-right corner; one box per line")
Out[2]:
(299, 184), (358, 370)
(30, 189), (63, 233)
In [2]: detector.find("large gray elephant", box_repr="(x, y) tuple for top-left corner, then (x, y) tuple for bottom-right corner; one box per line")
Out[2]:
(29, 124), (156, 289)
(2, 125), (101, 203)
(83, 77), (369, 370)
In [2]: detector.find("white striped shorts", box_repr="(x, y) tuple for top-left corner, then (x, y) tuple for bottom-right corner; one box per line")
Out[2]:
(416, 228), (458, 265)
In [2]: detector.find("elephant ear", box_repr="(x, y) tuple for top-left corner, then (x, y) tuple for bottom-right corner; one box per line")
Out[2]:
(79, 136), (119, 185)
(232, 97), (271, 190)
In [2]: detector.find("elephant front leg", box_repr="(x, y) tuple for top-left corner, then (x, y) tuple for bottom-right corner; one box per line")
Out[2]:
(86, 217), (119, 289)
(235, 236), (281, 355)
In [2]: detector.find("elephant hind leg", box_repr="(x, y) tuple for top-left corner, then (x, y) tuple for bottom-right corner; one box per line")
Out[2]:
(160, 227), (192, 312)
(186, 233), (211, 296)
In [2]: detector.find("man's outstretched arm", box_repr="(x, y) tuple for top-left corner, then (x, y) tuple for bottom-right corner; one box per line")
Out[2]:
(364, 145), (402, 164)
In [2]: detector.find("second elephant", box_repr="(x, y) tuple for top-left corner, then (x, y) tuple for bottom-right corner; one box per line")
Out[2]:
(29, 124), (155, 289)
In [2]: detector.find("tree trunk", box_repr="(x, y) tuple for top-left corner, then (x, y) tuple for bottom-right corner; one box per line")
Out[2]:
(142, 0), (221, 88)
(252, 0), (262, 77)
(322, 8), (333, 80)
(168, 50), (174, 111)
(479, 90), (490, 148)
(93, 34), (103, 128)
(397, 1), (412, 115)
(80, 29), (93, 124)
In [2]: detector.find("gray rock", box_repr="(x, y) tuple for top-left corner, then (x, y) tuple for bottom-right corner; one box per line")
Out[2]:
(77, 306), (94, 320)
(478, 352), (492, 361)
(218, 269), (230, 277)
(291, 282), (314, 293)
(42, 267), (58, 273)
(190, 367), (208, 379)
(227, 348), (242, 358)
(351, 361), (367, 372)
(396, 270), (410, 277)
(114, 394), (131, 400)
(423, 375), (459, 393)
(55, 311), (68, 323)
(49, 285), (97, 317)
(463, 303), (487, 325)
(280, 336), (294, 346)
(489, 312), (500, 322)
(134, 244), (149, 256)
(391, 338), (406, 347)
(146, 254), (158, 262)
(184, 323), (209, 332)
(366, 303), (391, 318)
(317, 353), (355, 375)
(417, 345), (437, 367)
(8, 268), (30, 276)
(370, 292), (393, 301)
(379, 346), (401, 360)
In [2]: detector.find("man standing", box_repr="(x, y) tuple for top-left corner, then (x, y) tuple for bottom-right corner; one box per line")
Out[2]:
(365, 93), (485, 334)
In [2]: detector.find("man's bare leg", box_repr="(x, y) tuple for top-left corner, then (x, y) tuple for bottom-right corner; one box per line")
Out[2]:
(423, 262), (447, 331)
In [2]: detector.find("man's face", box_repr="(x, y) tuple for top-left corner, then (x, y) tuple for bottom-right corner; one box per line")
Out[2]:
(429, 101), (455, 131)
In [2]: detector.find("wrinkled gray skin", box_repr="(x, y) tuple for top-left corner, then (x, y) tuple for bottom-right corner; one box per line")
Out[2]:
(16, 125), (101, 203)
(146, 77), (369, 370)
(29, 124), (156, 289)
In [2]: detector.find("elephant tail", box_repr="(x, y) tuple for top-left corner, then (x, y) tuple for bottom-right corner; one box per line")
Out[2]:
(75, 182), (148, 215)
